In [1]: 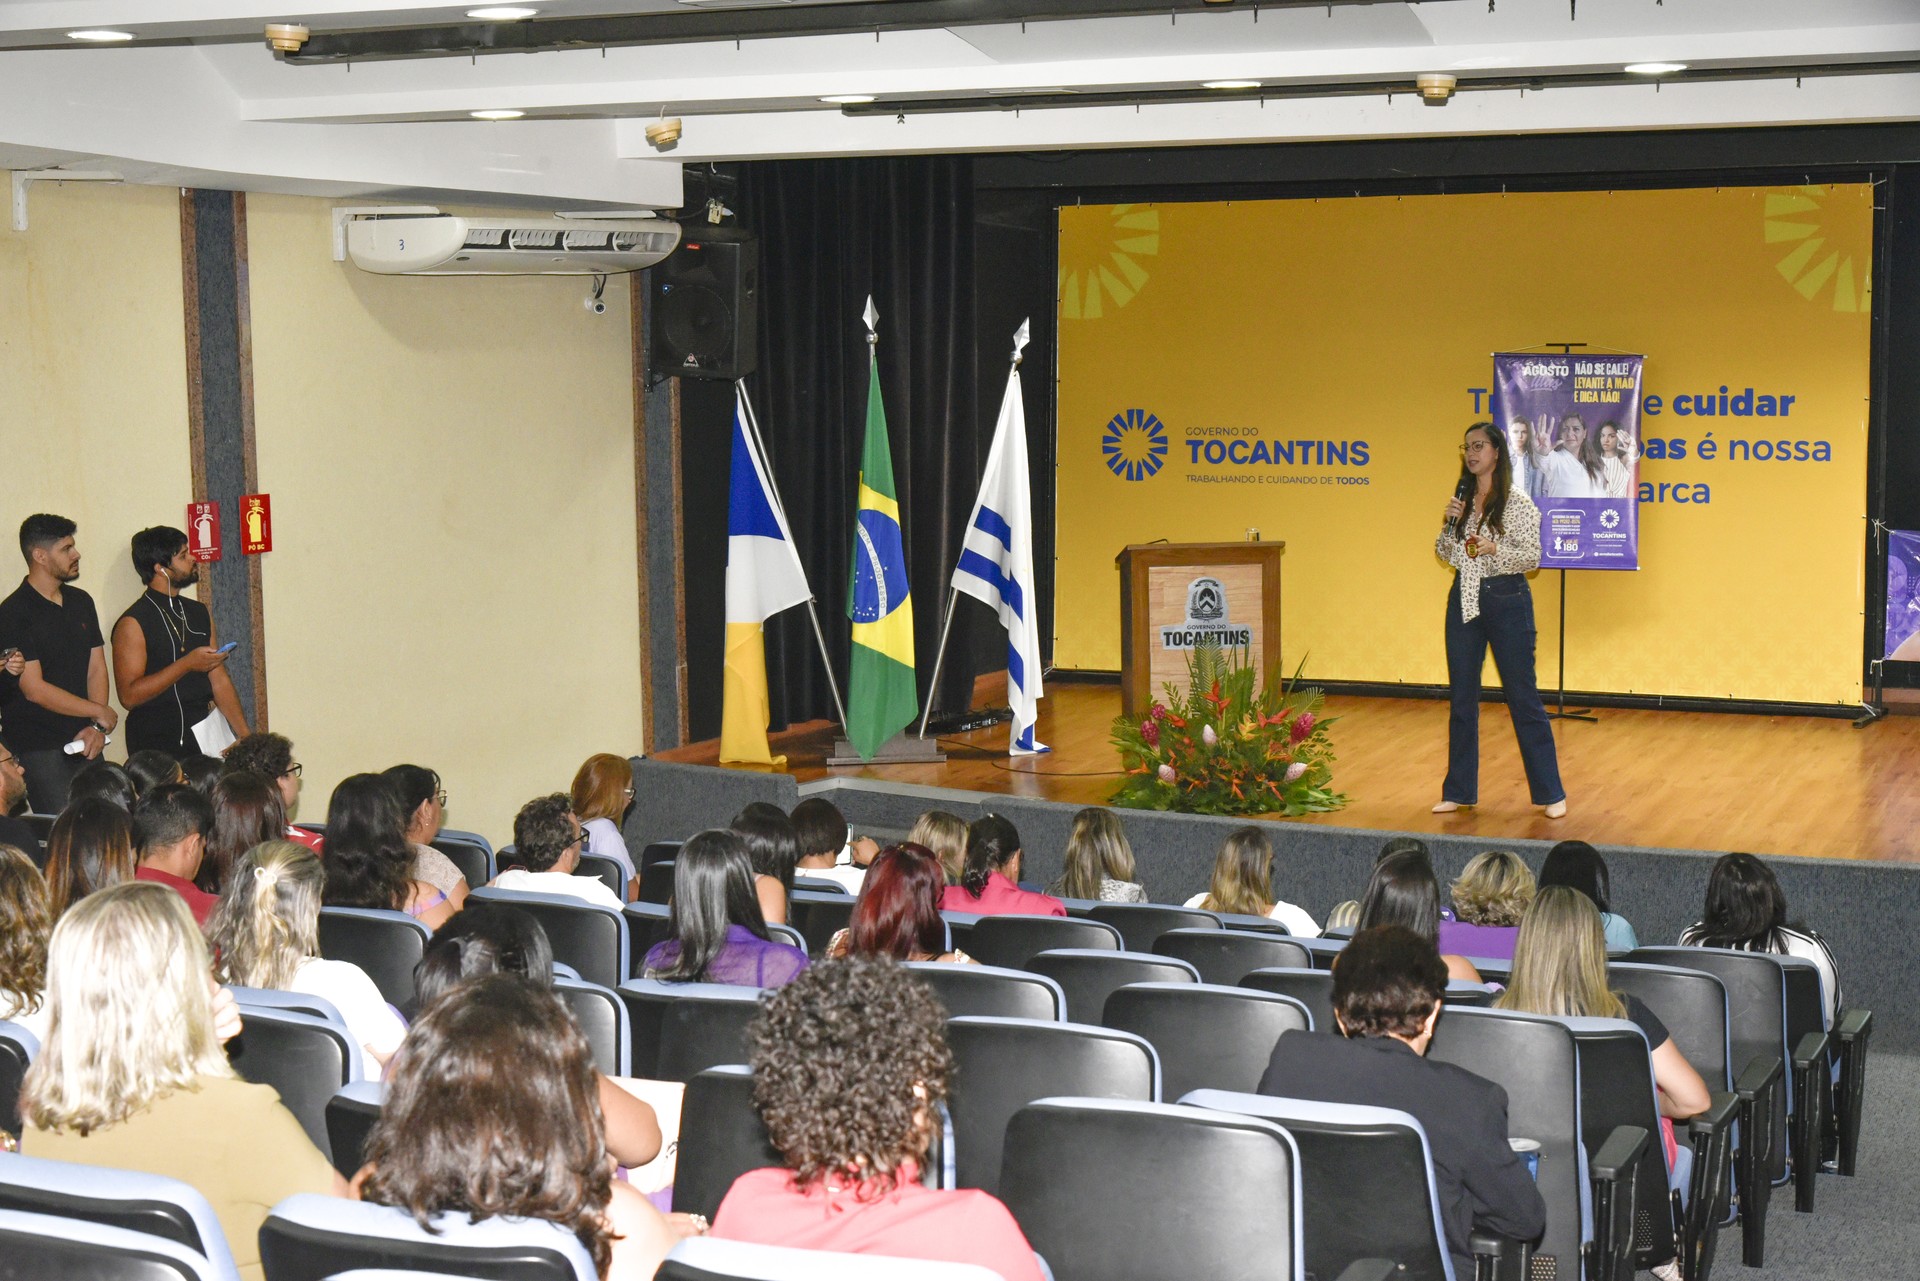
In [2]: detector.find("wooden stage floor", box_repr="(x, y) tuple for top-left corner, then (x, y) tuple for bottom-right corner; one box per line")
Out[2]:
(659, 683), (1920, 864)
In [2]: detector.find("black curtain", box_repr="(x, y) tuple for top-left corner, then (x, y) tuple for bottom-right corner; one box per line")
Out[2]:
(680, 156), (988, 739)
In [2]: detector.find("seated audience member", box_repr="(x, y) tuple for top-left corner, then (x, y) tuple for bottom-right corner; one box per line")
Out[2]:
(132, 783), (219, 927)
(1437, 851), (1535, 962)
(1048, 806), (1148, 903)
(355, 974), (684, 1280)
(827, 844), (976, 963)
(383, 763), (470, 910)
(211, 841), (406, 1080)
(908, 809), (969, 886)
(940, 814), (1065, 918)
(642, 829), (808, 987)
(1327, 836), (1433, 928)
(789, 796), (876, 895)
(222, 731), (321, 851)
(0, 843), (52, 1043)
(1358, 850), (1482, 983)
(1538, 840), (1637, 951)
(1680, 852), (1842, 1023)
(20, 882), (344, 1279)
(1186, 826), (1319, 936)
(204, 771), (286, 896)
(714, 957), (1044, 1281)
(490, 793), (624, 910)
(44, 797), (137, 917)
(65, 759), (136, 813)
(1259, 925), (1545, 1274)
(179, 753), (223, 795)
(571, 753), (638, 897)
(125, 749), (185, 798)
(732, 802), (799, 926)
(0, 737), (42, 861)
(321, 773), (455, 929)
(414, 903), (662, 1169)
(1500, 888), (1709, 1137)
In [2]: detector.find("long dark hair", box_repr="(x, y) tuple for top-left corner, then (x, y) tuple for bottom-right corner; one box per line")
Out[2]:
(1357, 849), (1442, 946)
(847, 844), (947, 960)
(414, 903), (555, 1009)
(1538, 840), (1613, 915)
(360, 974), (613, 1276)
(203, 771), (286, 895)
(1453, 420), (1513, 539)
(1694, 852), (1792, 947)
(657, 829), (769, 982)
(321, 773), (414, 912)
(732, 804), (798, 899)
(960, 814), (1022, 898)
(45, 798), (137, 917)
(381, 764), (441, 839)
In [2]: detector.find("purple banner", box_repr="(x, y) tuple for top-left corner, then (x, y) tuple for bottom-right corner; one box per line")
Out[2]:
(1491, 353), (1644, 571)
(1888, 530), (1920, 661)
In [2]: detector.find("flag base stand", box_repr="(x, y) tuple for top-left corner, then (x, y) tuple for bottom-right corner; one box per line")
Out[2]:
(827, 733), (947, 766)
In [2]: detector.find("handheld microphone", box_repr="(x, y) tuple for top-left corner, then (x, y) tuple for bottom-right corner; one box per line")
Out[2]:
(1450, 472), (1473, 539)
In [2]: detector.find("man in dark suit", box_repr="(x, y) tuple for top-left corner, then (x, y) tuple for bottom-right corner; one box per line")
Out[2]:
(1259, 924), (1545, 1272)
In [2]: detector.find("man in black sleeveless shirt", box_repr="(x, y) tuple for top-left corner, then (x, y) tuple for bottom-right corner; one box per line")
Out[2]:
(110, 526), (250, 761)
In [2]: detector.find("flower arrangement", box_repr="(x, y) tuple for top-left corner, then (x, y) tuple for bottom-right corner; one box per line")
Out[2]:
(1109, 643), (1347, 817)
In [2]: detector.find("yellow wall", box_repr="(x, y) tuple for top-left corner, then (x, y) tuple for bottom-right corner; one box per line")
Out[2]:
(1056, 186), (1871, 705)
(0, 181), (192, 760)
(244, 195), (645, 843)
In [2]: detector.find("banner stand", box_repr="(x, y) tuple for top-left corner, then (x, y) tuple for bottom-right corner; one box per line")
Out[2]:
(1549, 569), (1598, 724)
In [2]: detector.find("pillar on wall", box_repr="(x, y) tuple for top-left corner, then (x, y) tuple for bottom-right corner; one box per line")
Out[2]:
(180, 188), (268, 729)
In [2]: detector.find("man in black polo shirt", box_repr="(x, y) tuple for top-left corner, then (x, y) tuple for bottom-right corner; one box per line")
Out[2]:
(0, 515), (116, 813)
(110, 525), (248, 760)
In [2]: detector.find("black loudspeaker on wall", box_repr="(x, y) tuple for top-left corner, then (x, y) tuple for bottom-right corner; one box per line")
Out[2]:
(650, 226), (758, 381)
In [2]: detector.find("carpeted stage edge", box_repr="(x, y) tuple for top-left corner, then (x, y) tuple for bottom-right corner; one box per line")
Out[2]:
(625, 757), (1911, 1053)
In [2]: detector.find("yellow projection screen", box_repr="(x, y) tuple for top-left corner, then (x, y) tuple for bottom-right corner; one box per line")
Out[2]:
(1054, 185), (1871, 706)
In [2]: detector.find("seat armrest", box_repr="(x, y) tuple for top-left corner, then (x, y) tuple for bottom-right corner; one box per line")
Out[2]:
(1688, 1090), (1738, 1141)
(1791, 1030), (1830, 1075)
(1333, 1261), (1398, 1281)
(1592, 1124), (1651, 1182)
(1733, 1053), (1783, 1101)
(1834, 1007), (1872, 1042)
(1469, 1229), (1532, 1281)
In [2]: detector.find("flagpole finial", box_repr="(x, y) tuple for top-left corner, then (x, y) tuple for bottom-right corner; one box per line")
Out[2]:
(862, 296), (879, 346)
(1011, 318), (1030, 367)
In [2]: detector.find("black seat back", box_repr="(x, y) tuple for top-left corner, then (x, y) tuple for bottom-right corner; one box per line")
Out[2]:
(317, 908), (431, 1017)
(637, 858), (676, 905)
(554, 977), (629, 1076)
(623, 903), (675, 976)
(224, 1009), (355, 1156)
(1086, 903), (1220, 952)
(999, 1099), (1299, 1281)
(0, 1214), (210, 1281)
(0, 1024), (31, 1138)
(577, 854), (628, 899)
(964, 915), (1121, 970)
(325, 1085), (384, 1179)
(672, 1066), (783, 1221)
(619, 981), (766, 1082)
(1154, 928), (1311, 984)
(471, 890), (628, 989)
(1103, 982), (1308, 1098)
(945, 1016), (1157, 1196)
(1238, 967), (1335, 1037)
(429, 835), (491, 886)
(787, 892), (855, 957)
(903, 962), (1064, 1021)
(1564, 1017), (1678, 1271)
(1609, 963), (1732, 1089)
(1023, 949), (1197, 1024)
(258, 1199), (588, 1281)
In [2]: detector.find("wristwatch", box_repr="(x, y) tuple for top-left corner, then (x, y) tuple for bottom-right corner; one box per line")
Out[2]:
(90, 719), (110, 732)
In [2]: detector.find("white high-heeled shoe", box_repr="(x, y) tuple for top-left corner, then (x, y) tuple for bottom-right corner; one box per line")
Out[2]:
(1432, 800), (1469, 814)
(1543, 799), (1568, 820)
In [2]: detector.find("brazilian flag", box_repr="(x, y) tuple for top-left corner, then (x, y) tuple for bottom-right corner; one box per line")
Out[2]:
(845, 345), (918, 760)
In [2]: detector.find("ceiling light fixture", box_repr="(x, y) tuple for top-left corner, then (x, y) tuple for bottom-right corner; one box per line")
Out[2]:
(1201, 79), (1260, 90)
(1624, 62), (1688, 75)
(470, 108), (526, 119)
(67, 29), (135, 42)
(1415, 72), (1457, 104)
(264, 23), (310, 51)
(820, 94), (876, 104)
(467, 6), (540, 18)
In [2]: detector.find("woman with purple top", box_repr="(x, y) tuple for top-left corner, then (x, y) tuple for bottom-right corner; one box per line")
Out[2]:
(641, 829), (808, 988)
(1436, 851), (1535, 963)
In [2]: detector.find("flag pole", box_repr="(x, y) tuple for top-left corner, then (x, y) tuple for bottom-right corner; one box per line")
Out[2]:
(736, 379), (851, 730)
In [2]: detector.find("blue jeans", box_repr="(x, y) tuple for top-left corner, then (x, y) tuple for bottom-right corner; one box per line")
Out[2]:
(1442, 574), (1565, 806)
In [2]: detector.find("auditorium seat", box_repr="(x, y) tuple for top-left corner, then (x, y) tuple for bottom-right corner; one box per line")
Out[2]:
(637, 859), (677, 905)
(468, 886), (629, 988)
(657, 1237), (1008, 1281)
(317, 907), (433, 1017)
(427, 835), (490, 887)
(1216, 911), (1294, 936)
(1239, 967), (1335, 1037)
(259, 1193), (596, 1281)
(792, 876), (850, 895)
(944, 1015), (1157, 1196)
(672, 1066), (783, 1221)
(617, 979), (765, 1081)
(0, 1018), (37, 1139)
(1085, 902), (1219, 952)
(962, 915), (1122, 970)
(0, 1153), (240, 1281)
(437, 827), (495, 856)
(623, 902), (675, 975)
(1281, 936), (1348, 969)
(224, 994), (361, 1157)
(998, 1098), (1305, 1281)
(768, 923), (809, 952)
(1441, 981), (1498, 1008)
(325, 1081), (386, 1180)
(1022, 949), (1198, 1024)
(1103, 981), (1309, 1099)
(903, 961), (1065, 1021)
(577, 853), (628, 899)
(787, 890), (856, 957)
(0, 1208), (232, 1281)
(554, 975), (631, 1076)
(1152, 927), (1312, 984)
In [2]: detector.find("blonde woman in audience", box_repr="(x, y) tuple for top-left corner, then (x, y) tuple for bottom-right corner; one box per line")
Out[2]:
(44, 797), (137, 917)
(210, 840), (406, 1080)
(908, 809), (969, 886)
(571, 753), (638, 899)
(1437, 850), (1535, 962)
(0, 844), (52, 1044)
(20, 881), (343, 1280)
(1047, 807), (1147, 902)
(1185, 826), (1319, 937)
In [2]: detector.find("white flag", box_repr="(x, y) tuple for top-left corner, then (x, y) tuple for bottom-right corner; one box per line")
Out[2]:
(951, 321), (1049, 755)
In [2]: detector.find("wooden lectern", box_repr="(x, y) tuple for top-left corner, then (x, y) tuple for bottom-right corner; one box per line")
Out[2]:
(1115, 541), (1285, 719)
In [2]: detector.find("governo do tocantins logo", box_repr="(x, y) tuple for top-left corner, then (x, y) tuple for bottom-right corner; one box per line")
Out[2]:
(1103, 409), (1169, 481)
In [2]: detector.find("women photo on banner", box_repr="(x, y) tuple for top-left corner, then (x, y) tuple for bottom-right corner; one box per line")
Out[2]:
(1491, 353), (1645, 571)
(1888, 530), (1920, 661)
